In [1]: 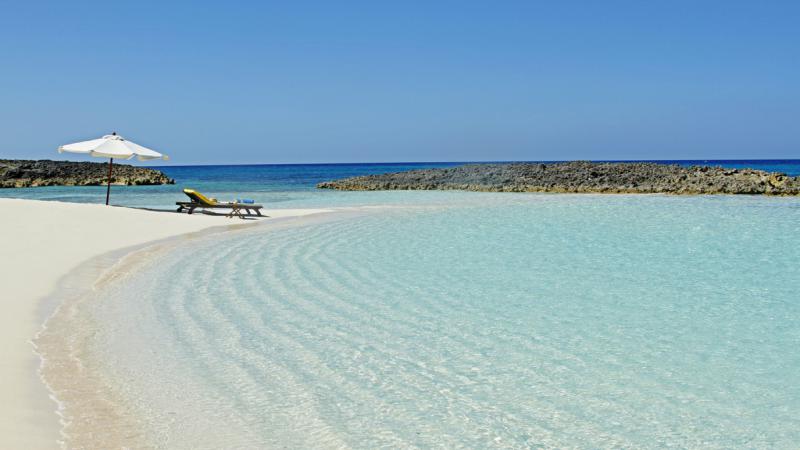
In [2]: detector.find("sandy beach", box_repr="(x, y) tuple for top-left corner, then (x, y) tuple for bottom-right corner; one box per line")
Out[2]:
(1, 1), (796, 445)
(0, 198), (328, 449)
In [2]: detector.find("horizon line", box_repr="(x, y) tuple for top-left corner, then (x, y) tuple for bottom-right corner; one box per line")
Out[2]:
(143, 158), (800, 168)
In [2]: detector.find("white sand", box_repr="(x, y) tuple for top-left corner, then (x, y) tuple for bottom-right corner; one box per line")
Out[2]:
(0, 198), (329, 449)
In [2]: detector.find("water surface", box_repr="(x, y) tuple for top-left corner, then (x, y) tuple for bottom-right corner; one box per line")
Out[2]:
(72, 192), (800, 448)
(4, 160), (799, 209)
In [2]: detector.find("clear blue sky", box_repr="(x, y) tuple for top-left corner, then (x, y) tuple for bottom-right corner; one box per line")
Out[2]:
(1, 1), (797, 164)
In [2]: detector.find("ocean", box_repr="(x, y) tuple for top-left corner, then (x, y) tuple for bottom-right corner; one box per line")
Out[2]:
(3, 159), (800, 208)
(18, 160), (800, 448)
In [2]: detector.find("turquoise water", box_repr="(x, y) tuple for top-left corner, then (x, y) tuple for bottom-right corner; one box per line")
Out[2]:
(0, 162), (462, 208)
(84, 191), (800, 448)
(4, 160), (800, 209)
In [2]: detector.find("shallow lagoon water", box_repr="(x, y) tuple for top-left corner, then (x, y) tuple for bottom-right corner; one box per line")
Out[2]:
(71, 192), (800, 448)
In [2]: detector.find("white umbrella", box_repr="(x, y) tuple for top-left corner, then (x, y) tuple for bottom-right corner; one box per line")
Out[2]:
(58, 132), (169, 205)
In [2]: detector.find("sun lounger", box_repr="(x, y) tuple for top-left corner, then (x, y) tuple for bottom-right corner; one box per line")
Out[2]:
(176, 189), (264, 218)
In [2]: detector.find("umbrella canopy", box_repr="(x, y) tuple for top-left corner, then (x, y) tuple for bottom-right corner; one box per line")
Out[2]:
(57, 132), (169, 205)
(58, 133), (169, 161)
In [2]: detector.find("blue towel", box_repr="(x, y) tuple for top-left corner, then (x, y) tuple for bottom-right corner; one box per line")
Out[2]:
(237, 198), (255, 204)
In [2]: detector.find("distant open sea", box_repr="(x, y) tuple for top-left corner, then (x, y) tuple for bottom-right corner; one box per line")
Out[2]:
(3, 159), (800, 208)
(19, 160), (800, 448)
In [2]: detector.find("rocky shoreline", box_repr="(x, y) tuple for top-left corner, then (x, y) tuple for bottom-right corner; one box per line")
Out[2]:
(0, 159), (174, 188)
(318, 161), (800, 195)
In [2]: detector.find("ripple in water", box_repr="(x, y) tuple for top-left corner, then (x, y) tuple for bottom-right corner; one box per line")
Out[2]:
(63, 194), (800, 448)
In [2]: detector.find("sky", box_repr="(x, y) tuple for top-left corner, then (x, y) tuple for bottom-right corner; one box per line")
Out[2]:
(0, 1), (798, 164)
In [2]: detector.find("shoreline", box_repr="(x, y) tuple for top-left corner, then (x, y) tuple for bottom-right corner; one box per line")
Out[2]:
(35, 220), (263, 448)
(0, 198), (331, 449)
(35, 208), (350, 448)
(12, 195), (800, 447)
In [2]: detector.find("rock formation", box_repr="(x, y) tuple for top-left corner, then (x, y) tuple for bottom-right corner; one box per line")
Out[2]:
(0, 159), (174, 188)
(318, 161), (800, 195)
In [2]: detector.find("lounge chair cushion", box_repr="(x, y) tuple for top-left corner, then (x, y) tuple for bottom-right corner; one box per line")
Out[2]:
(183, 189), (218, 206)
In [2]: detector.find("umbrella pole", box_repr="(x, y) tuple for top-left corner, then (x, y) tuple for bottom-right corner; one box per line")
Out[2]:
(105, 158), (113, 205)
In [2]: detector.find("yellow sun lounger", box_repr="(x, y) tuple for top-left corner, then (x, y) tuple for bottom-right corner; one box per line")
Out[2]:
(176, 189), (263, 218)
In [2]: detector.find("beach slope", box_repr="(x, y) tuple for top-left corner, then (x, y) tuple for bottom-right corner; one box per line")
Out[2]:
(0, 198), (324, 448)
